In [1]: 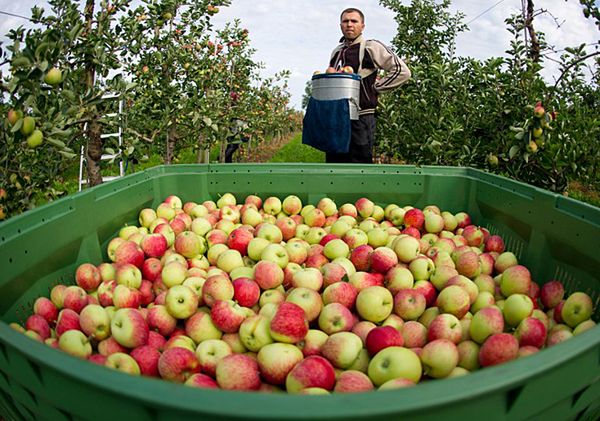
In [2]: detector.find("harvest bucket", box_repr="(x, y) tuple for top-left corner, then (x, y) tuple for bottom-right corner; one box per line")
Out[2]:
(311, 73), (360, 120)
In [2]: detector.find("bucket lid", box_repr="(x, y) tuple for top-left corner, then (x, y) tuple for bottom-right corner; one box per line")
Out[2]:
(312, 73), (361, 81)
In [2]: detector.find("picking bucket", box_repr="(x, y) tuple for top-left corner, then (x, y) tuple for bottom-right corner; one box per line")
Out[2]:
(311, 73), (360, 119)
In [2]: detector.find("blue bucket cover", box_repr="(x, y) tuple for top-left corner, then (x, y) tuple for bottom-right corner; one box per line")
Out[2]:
(302, 97), (351, 153)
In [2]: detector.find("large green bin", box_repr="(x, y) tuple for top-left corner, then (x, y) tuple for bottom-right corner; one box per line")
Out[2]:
(0, 164), (599, 420)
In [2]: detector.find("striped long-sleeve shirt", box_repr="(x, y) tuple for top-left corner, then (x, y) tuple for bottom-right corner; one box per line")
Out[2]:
(330, 35), (411, 116)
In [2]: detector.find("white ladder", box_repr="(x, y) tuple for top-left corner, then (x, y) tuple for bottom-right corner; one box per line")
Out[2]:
(78, 94), (125, 191)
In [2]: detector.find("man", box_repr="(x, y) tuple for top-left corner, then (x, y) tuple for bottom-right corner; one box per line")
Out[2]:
(326, 8), (411, 164)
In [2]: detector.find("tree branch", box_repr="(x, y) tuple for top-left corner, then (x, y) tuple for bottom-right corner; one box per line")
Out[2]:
(546, 51), (600, 102)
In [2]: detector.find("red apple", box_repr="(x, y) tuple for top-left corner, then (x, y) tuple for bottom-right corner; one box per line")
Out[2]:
(365, 325), (404, 356)
(158, 347), (201, 382)
(479, 333), (519, 367)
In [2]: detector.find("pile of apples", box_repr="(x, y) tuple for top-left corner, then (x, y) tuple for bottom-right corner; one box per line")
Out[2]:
(313, 66), (355, 76)
(10, 193), (597, 393)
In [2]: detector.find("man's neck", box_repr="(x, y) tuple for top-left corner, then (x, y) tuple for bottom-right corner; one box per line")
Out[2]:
(344, 34), (364, 45)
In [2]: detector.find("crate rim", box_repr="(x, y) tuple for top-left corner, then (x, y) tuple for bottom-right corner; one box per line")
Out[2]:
(1, 321), (598, 418)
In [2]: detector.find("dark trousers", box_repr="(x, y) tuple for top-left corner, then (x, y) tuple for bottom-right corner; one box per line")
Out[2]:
(224, 142), (240, 163)
(326, 114), (376, 164)
(224, 136), (249, 163)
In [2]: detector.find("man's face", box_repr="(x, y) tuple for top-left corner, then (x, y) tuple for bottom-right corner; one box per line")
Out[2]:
(340, 11), (364, 41)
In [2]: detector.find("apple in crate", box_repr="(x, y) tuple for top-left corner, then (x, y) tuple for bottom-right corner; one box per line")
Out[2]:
(334, 370), (374, 393)
(321, 331), (363, 369)
(130, 345), (161, 377)
(210, 299), (247, 333)
(75, 263), (102, 292)
(479, 333), (519, 367)
(185, 373), (219, 389)
(355, 286), (393, 323)
(110, 308), (149, 348)
(367, 346), (422, 386)
(185, 311), (222, 344)
(318, 302), (355, 335)
(158, 347), (201, 383)
(257, 342), (304, 385)
(285, 355), (336, 393)
(561, 292), (593, 328)
(58, 329), (93, 359)
(79, 304), (111, 341)
(216, 353), (261, 391)
(105, 352), (141, 375)
(269, 302), (308, 344)
(420, 339), (459, 378)
(365, 325), (404, 356)
(33, 297), (58, 325)
(195, 339), (232, 377)
(25, 314), (51, 340)
(298, 329), (329, 357)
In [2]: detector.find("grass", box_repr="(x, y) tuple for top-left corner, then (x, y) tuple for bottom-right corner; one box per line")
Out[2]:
(268, 132), (325, 163)
(567, 181), (600, 208)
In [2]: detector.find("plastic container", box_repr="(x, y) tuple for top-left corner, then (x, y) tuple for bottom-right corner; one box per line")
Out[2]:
(0, 164), (599, 421)
(311, 73), (360, 119)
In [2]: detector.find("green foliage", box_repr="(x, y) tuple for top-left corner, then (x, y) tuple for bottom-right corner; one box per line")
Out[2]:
(1, 0), (132, 218)
(376, 0), (599, 193)
(1, 1), (300, 220)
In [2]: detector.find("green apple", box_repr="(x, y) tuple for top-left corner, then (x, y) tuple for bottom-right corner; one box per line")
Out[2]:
(393, 235), (420, 263)
(503, 293), (534, 327)
(185, 311), (222, 343)
(257, 342), (304, 385)
(26, 129), (44, 148)
(321, 332), (363, 369)
(165, 285), (199, 319)
(367, 346), (422, 386)
(216, 249), (245, 273)
(58, 329), (92, 358)
(238, 314), (274, 352)
(469, 306), (504, 344)
(561, 292), (593, 328)
(420, 339), (459, 378)
(356, 286), (393, 323)
(44, 67), (63, 85)
(105, 352), (141, 375)
(20, 116), (36, 136)
(195, 339), (232, 377)
(323, 238), (350, 260)
(79, 304), (111, 340)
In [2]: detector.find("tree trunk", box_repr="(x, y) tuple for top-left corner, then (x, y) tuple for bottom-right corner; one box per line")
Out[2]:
(86, 118), (103, 185)
(196, 132), (211, 163)
(165, 124), (177, 165)
(525, 0), (540, 63)
(219, 139), (227, 163)
(83, 0), (103, 186)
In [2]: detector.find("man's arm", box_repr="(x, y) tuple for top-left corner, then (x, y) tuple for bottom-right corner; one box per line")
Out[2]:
(367, 40), (411, 93)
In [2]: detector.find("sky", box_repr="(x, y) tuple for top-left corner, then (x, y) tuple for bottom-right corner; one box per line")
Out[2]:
(0, 1), (598, 109)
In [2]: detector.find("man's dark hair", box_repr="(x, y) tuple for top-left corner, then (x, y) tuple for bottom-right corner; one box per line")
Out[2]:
(340, 8), (364, 23)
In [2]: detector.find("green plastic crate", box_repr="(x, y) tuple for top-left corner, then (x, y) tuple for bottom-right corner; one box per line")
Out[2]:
(0, 164), (599, 421)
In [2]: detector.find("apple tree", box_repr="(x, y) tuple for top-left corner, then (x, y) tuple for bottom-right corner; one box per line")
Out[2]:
(118, 1), (266, 164)
(376, 0), (599, 193)
(1, 0), (133, 218)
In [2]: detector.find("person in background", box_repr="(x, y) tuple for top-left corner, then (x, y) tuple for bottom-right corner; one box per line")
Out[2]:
(326, 7), (411, 164)
(224, 91), (250, 163)
(224, 117), (250, 163)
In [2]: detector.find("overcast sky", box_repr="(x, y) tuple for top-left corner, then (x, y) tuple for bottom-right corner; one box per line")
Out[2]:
(1, 1), (598, 109)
